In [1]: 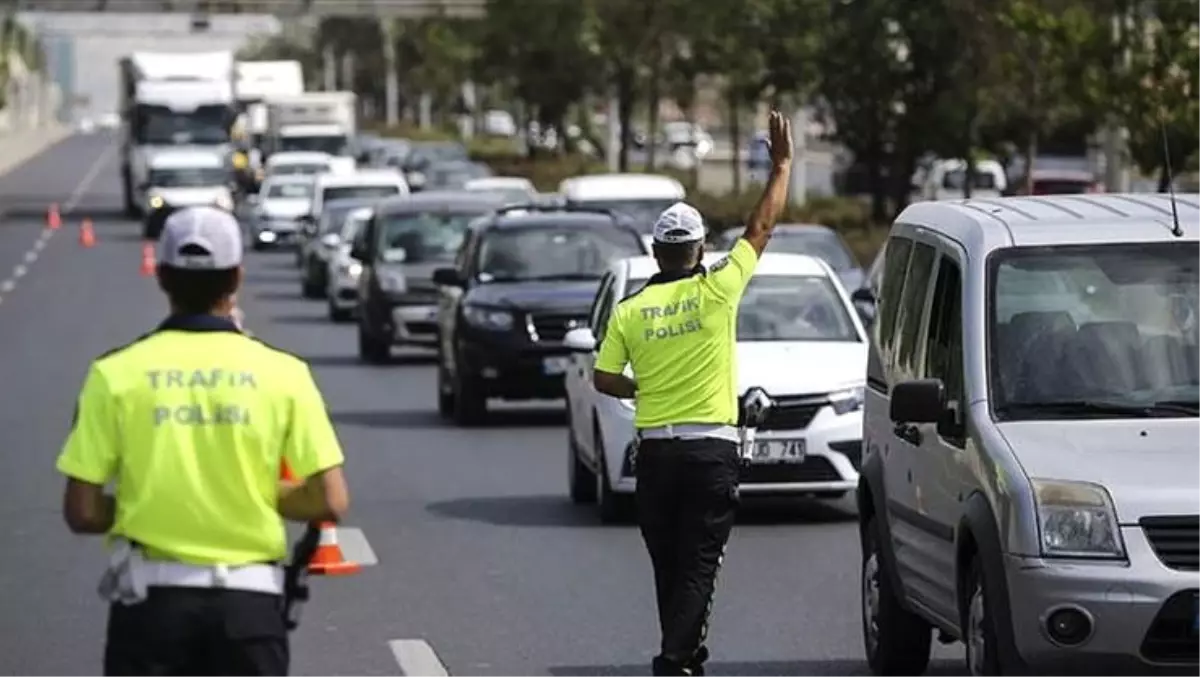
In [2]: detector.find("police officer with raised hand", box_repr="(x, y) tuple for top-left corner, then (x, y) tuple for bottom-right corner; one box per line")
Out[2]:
(56, 205), (350, 676)
(592, 110), (793, 676)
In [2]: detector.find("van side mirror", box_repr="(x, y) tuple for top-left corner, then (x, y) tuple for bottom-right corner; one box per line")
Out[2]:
(889, 379), (945, 424)
(432, 267), (463, 288)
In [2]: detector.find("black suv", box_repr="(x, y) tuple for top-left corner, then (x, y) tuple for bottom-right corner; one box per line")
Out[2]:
(350, 191), (511, 363)
(433, 205), (647, 425)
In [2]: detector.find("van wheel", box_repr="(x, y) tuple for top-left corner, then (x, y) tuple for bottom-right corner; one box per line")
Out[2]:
(964, 558), (1005, 676)
(861, 515), (933, 675)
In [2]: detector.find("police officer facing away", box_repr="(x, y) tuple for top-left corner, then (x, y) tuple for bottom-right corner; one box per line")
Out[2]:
(56, 206), (350, 676)
(593, 111), (793, 676)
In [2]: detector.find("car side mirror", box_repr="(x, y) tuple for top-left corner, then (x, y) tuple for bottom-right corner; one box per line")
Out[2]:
(432, 267), (463, 288)
(562, 327), (596, 353)
(889, 379), (945, 424)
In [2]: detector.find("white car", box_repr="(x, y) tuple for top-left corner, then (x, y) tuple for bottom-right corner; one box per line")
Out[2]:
(558, 173), (687, 250)
(308, 169), (409, 224)
(562, 250), (869, 522)
(261, 149), (336, 178)
(249, 175), (314, 250)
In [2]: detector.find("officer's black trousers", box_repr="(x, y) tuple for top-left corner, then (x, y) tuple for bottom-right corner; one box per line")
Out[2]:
(635, 437), (740, 676)
(104, 587), (288, 676)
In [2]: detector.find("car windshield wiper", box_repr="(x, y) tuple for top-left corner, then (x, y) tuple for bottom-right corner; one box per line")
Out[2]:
(1000, 400), (1199, 418)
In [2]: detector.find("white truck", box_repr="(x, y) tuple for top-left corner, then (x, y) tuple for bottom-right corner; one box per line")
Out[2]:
(234, 60), (304, 159)
(263, 92), (357, 162)
(119, 51), (237, 217)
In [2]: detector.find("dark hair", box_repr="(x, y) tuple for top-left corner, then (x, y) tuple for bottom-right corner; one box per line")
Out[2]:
(157, 265), (239, 314)
(653, 241), (702, 269)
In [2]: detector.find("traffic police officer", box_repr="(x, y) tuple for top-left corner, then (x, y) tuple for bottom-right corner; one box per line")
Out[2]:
(593, 111), (793, 676)
(56, 205), (350, 676)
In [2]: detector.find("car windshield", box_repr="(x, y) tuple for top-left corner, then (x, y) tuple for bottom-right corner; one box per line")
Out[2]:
(990, 242), (1199, 419)
(322, 185), (399, 203)
(264, 182), (312, 199)
(149, 167), (226, 187)
(280, 135), (349, 155)
(431, 165), (492, 189)
(570, 198), (678, 233)
(377, 211), (484, 263)
(478, 225), (644, 282)
(629, 274), (860, 342)
(270, 163), (326, 176)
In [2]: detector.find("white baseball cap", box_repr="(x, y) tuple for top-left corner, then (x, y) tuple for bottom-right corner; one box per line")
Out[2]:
(158, 205), (243, 270)
(652, 202), (705, 244)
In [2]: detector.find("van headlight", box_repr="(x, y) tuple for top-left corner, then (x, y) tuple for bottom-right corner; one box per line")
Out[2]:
(148, 194), (165, 210)
(462, 304), (512, 331)
(1033, 480), (1125, 559)
(829, 386), (865, 415)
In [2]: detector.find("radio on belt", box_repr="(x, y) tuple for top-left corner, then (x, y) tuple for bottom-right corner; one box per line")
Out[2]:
(737, 387), (773, 470)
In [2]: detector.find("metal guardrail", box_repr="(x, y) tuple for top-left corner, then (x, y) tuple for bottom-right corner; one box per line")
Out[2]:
(16, 0), (485, 18)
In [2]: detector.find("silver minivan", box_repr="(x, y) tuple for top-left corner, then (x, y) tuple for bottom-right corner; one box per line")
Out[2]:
(858, 193), (1199, 675)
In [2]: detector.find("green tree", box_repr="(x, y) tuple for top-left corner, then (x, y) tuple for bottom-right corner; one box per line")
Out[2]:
(1118, 0), (1199, 189)
(476, 0), (600, 155)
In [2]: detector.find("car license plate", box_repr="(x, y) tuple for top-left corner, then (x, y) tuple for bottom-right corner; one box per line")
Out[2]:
(543, 357), (571, 375)
(752, 439), (806, 462)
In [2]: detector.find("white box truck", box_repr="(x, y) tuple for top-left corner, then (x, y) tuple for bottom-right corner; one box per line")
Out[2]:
(119, 50), (237, 217)
(264, 92), (357, 161)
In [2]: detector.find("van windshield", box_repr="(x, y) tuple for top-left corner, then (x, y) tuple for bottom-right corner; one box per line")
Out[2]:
(989, 242), (1199, 419)
(149, 167), (227, 188)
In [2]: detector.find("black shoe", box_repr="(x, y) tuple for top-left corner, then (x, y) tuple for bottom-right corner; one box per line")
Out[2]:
(686, 646), (709, 676)
(652, 656), (690, 676)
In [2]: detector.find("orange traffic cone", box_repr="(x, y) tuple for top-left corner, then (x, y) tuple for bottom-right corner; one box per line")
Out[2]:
(47, 204), (61, 230)
(139, 242), (156, 277)
(79, 218), (96, 248)
(307, 522), (361, 576)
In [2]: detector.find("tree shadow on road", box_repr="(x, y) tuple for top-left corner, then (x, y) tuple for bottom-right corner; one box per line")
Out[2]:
(425, 494), (605, 528)
(734, 496), (858, 525)
(424, 493), (854, 530)
(547, 657), (963, 676)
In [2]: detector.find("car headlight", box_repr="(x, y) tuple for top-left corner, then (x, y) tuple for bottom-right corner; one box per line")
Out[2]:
(1033, 480), (1125, 559)
(829, 385), (865, 415)
(378, 271), (406, 293)
(462, 304), (513, 331)
(148, 195), (165, 209)
(339, 261), (362, 278)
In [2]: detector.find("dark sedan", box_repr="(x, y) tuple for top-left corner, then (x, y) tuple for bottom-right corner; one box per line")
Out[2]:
(350, 191), (513, 362)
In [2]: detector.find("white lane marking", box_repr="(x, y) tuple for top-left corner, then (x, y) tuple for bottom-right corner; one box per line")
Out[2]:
(388, 639), (449, 677)
(0, 142), (115, 307)
(335, 526), (379, 567)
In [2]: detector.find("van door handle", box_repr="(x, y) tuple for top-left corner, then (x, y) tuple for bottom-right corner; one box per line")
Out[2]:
(894, 423), (922, 446)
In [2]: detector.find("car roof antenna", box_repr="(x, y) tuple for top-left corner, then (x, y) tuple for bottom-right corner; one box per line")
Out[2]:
(1159, 112), (1184, 238)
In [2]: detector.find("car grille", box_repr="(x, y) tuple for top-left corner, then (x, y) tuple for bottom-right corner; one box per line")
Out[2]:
(1141, 516), (1199, 571)
(738, 394), (827, 431)
(744, 456), (842, 484)
(528, 312), (587, 342)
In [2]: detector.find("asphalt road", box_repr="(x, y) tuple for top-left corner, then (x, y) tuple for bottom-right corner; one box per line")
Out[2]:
(0, 134), (962, 676)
